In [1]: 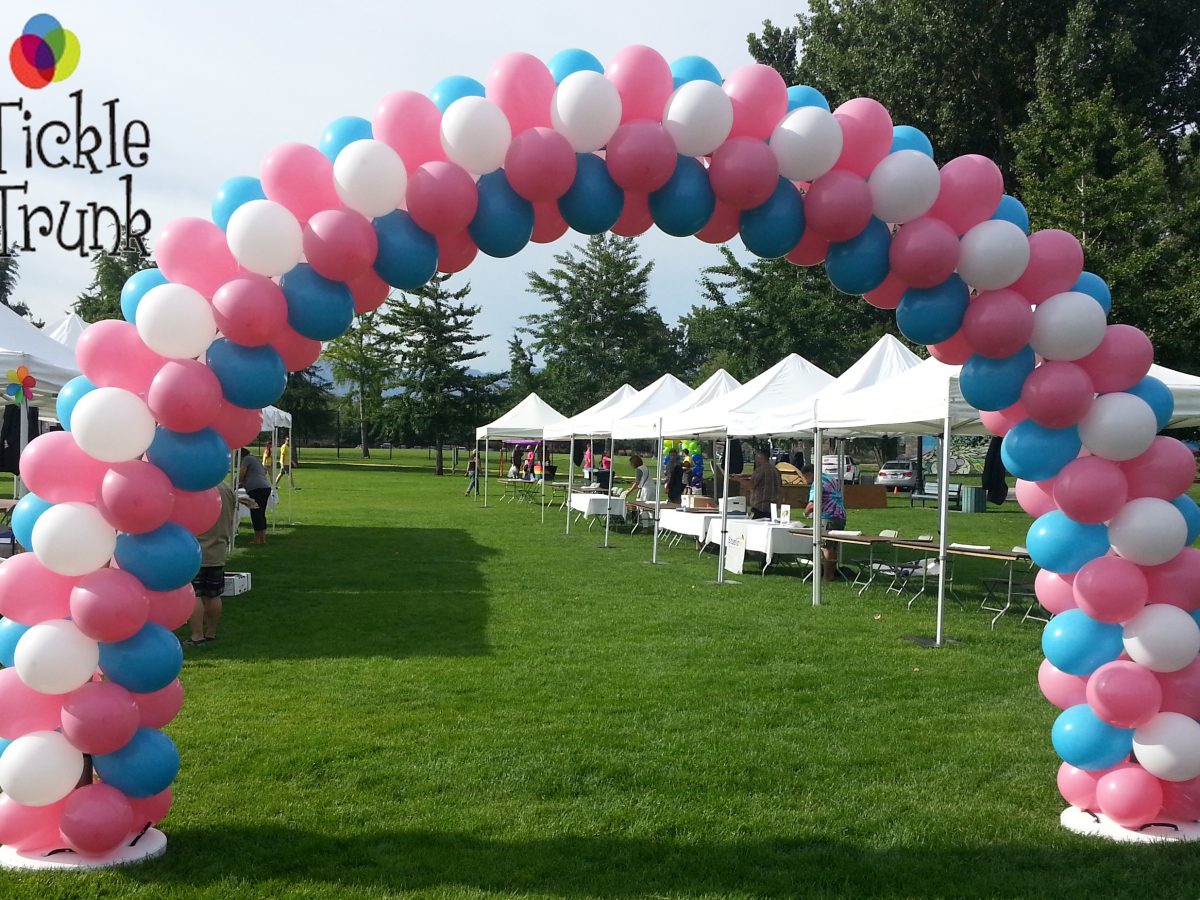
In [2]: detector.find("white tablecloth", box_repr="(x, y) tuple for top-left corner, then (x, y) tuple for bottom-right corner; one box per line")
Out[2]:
(660, 509), (735, 543)
(704, 519), (814, 572)
(569, 493), (625, 520)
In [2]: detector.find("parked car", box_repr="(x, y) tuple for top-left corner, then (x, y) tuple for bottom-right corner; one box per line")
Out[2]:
(821, 454), (859, 484)
(876, 459), (918, 491)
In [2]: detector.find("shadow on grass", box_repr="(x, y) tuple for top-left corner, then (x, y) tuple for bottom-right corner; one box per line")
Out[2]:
(205, 525), (493, 662)
(144, 824), (1194, 898)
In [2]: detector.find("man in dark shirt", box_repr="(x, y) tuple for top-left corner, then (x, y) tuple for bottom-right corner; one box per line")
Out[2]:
(749, 449), (783, 519)
(665, 449), (684, 504)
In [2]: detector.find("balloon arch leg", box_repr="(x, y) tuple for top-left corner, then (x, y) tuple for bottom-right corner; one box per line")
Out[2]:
(2, 44), (1199, 868)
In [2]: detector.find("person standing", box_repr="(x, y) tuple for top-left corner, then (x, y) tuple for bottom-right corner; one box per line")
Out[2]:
(801, 463), (847, 581)
(184, 480), (238, 647)
(665, 448), (684, 505)
(583, 446), (593, 482)
(465, 450), (479, 496)
(749, 449), (783, 519)
(239, 448), (273, 545)
(262, 440), (273, 474)
(274, 437), (299, 490)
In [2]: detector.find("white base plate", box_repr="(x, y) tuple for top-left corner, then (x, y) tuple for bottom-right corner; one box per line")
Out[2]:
(1061, 807), (1200, 843)
(0, 828), (166, 870)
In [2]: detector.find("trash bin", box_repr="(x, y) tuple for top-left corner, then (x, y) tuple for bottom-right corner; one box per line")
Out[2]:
(961, 485), (987, 513)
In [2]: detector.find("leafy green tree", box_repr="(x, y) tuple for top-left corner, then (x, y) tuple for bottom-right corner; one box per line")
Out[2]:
(322, 312), (397, 458)
(277, 365), (336, 456)
(0, 245), (40, 325)
(74, 248), (154, 322)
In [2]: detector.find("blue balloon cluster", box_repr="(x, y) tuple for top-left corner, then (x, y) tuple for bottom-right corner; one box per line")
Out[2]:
(430, 75), (485, 113)
(99, 624), (184, 693)
(959, 347), (1036, 411)
(207, 338), (286, 410)
(547, 48), (604, 83)
(115, 524), (203, 593)
(146, 427), (232, 492)
(319, 116), (372, 161)
(120, 268), (168, 324)
(671, 55), (722, 88)
(470, 170), (534, 258)
(0, 617), (29, 668)
(1052, 704), (1133, 770)
(1027, 511), (1109, 574)
(373, 211), (438, 289)
(740, 178), (805, 259)
(897, 275), (969, 344)
(1001, 419), (1081, 482)
(559, 153), (624, 234)
(825, 218), (890, 295)
(891, 125), (933, 158)
(649, 156), (715, 237)
(93, 727), (181, 798)
(211, 176), (266, 232)
(786, 85), (829, 112)
(11, 492), (50, 550)
(280, 264), (355, 341)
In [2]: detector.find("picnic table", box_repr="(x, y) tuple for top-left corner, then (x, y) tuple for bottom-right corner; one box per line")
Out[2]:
(627, 500), (680, 534)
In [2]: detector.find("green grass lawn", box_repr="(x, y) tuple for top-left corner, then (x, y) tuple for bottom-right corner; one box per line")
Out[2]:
(3, 449), (1196, 899)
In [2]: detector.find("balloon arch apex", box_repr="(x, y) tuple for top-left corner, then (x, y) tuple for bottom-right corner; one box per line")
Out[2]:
(1, 43), (1198, 867)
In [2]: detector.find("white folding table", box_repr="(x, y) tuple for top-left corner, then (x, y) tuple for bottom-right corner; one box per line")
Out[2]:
(705, 518), (815, 574)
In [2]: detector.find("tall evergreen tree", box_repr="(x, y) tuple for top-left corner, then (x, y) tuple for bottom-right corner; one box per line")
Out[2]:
(74, 248), (154, 322)
(277, 365), (336, 454)
(0, 245), (39, 324)
(504, 333), (539, 405)
(322, 312), (396, 459)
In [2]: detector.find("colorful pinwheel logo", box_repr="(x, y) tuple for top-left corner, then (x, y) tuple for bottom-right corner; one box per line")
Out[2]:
(6, 367), (36, 401)
(10, 14), (80, 89)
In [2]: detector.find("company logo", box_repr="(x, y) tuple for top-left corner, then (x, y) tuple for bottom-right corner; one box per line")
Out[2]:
(9, 14), (79, 89)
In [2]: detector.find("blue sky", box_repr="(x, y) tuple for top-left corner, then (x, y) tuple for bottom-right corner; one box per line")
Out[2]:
(2, 1), (803, 371)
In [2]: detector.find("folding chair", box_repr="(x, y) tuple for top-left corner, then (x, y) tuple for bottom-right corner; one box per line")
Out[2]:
(851, 529), (899, 595)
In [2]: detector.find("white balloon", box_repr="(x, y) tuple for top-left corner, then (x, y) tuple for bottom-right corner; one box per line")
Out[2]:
(31, 501), (116, 577)
(333, 139), (407, 218)
(440, 96), (512, 175)
(1078, 392), (1158, 462)
(867, 150), (940, 224)
(1030, 291), (1108, 361)
(14, 619), (100, 695)
(0, 731), (85, 806)
(136, 283), (216, 360)
(69, 387), (156, 463)
(1133, 712), (1200, 782)
(1111, 498), (1190, 568)
(770, 106), (843, 182)
(551, 70), (622, 153)
(226, 199), (303, 278)
(1123, 603), (1200, 673)
(662, 81), (733, 157)
(957, 219), (1031, 290)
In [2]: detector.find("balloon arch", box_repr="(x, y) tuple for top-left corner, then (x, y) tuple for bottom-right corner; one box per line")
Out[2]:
(1, 45), (1199, 866)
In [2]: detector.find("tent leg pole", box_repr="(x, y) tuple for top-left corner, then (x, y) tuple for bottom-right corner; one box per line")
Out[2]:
(813, 427), (823, 607)
(540, 440), (546, 525)
(602, 435), (613, 549)
(717, 435), (731, 584)
(651, 422), (663, 564)
(566, 438), (574, 535)
(484, 441), (489, 509)
(935, 415), (952, 648)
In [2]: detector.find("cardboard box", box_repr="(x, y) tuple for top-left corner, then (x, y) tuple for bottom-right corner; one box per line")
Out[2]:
(222, 572), (252, 597)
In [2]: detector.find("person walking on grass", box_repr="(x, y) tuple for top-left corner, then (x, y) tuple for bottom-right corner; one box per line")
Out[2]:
(184, 480), (238, 647)
(465, 451), (479, 496)
(239, 447), (273, 545)
(801, 463), (847, 582)
(274, 437), (299, 490)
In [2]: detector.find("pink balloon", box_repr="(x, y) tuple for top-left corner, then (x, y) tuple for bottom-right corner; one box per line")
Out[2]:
(531, 202), (568, 244)
(211, 275), (289, 348)
(1019, 361), (1094, 429)
(145, 583), (195, 631)
(606, 45), (673, 124)
(962, 289), (1034, 359)
(211, 402), (264, 449)
(1036, 568), (1077, 615)
(303, 209), (378, 282)
(1009, 229), (1085, 304)
(831, 97), (893, 177)
(504, 127), (577, 202)
(134, 679), (184, 729)
(60, 680), (141, 754)
(1076, 325), (1154, 394)
(60, 783), (134, 855)
(0, 553), (76, 623)
(147, 360), (223, 433)
(76, 320), (166, 394)
(1053, 456), (1127, 524)
(927, 330), (973, 365)
(708, 137), (778, 210)
(888, 217), (959, 287)
(785, 229), (831, 268)
(406, 161), (478, 235)
(70, 568), (150, 643)
(1015, 477), (1058, 518)
(261, 143), (340, 223)
(1143, 548), (1200, 611)
(605, 121), (676, 193)
(170, 487), (222, 535)
(1039, 658), (1088, 709)
(436, 230), (478, 275)
(0, 795), (68, 852)
(723, 64), (788, 140)
(1073, 556), (1148, 623)
(1160, 776), (1200, 821)
(374, 91), (445, 173)
(926, 155), (1003, 235)
(1121, 437), (1197, 501)
(0, 667), (65, 738)
(155, 217), (239, 298)
(1158, 658), (1200, 718)
(980, 400), (1028, 437)
(1058, 762), (1101, 809)
(696, 201), (740, 244)
(487, 52), (555, 134)
(610, 193), (653, 238)
(805, 170), (872, 242)
(1097, 765), (1164, 828)
(129, 787), (172, 829)
(19, 431), (108, 503)
(1087, 660), (1162, 728)
(348, 268), (389, 315)
(270, 326), (323, 373)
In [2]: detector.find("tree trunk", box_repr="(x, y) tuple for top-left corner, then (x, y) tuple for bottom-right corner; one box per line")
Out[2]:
(435, 439), (445, 476)
(358, 385), (370, 459)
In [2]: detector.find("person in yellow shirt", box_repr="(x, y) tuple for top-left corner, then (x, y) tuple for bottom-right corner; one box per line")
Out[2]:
(274, 436), (299, 490)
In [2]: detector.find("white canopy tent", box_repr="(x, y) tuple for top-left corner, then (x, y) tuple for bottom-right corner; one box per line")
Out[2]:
(0, 303), (81, 399)
(45, 313), (88, 351)
(474, 392), (569, 514)
(262, 406), (293, 429)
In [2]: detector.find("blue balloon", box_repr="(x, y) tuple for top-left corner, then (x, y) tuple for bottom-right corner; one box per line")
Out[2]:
(649, 156), (715, 237)
(990, 194), (1030, 234)
(1043, 610), (1124, 676)
(92, 727), (180, 798)
(896, 275), (969, 344)
(547, 48), (604, 84)
(0, 618), (30, 668)
(206, 338), (286, 411)
(1193, 610), (1200, 631)
(0, 737), (9, 759)
(959, 347), (1036, 411)
(671, 55), (722, 88)
(373, 211), (438, 290)
(55, 375), (96, 432)
(1072, 271), (1112, 315)
(1051, 703), (1133, 770)
(1171, 494), (1200, 545)
(98, 625), (184, 694)
(115, 525), (202, 594)
(146, 427), (231, 492)
(319, 116), (372, 161)
(1001, 419), (1081, 482)
(279, 264), (355, 342)
(11, 492), (51, 551)
(824, 218), (891, 295)
(430, 75), (486, 113)
(1126, 375), (1173, 430)
(739, 178), (805, 259)
(558, 153), (623, 235)
(469, 170), (534, 258)
(211, 176), (266, 232)
(786, 85), (830, 112)
(890, 125), (934, 157)
(120, 268), (168, 324)
(1027, 510), (1109, 575)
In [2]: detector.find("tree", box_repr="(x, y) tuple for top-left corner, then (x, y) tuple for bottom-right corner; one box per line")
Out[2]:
(521, 235), (683, 412)
(322, 312), (397, 458)
(384, 274), (498, 475)
(503, 333), (539, 405)
(75, 248), (153, 322)
(277, 365), (336, 454)
(0, 246), (41, 325)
